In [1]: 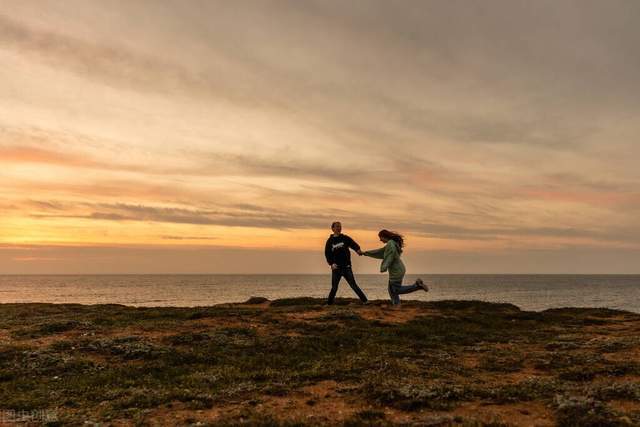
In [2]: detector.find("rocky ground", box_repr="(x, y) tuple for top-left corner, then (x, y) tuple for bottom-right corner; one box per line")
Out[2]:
(1, 297), (640, 426)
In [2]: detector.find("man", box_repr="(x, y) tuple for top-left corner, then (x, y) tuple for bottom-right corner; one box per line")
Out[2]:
(324, 221), (368, 305)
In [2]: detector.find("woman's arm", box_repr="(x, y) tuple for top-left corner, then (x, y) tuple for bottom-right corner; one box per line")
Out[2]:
(380, 241), (398, 273)
(363, 247), (385, 259)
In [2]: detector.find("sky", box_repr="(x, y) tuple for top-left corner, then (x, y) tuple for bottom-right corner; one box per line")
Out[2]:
(0, 0), (639, 274)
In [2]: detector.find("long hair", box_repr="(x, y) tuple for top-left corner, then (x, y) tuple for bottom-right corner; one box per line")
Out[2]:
(378, 229), (404, 253)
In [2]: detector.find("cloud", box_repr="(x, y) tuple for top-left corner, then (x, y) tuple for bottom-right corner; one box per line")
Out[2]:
(18, 198), (638, 248)
(522, 188), (640, 207)
(34, 202), (334, 230)
(1, 1), (639, 272)
(1, 127), (387, 184)
(0, 14), (212, 98)
(0, 145), (108, 168)
(12, 256), (63, 262)
(160, 235), (218, 241)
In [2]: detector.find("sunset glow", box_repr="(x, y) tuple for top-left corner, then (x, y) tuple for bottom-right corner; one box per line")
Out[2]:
(1, 1), (638, 273)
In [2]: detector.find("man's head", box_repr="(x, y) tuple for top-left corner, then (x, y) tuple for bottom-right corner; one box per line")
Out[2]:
(331, 221), (342, 234)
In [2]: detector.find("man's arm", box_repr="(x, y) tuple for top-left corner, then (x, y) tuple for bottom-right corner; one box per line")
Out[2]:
(346, 235), (361, 253)
(324, 238), (334, 265)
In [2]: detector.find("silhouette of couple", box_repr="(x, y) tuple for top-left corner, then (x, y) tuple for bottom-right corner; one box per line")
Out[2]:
(324, 221), (429, 306)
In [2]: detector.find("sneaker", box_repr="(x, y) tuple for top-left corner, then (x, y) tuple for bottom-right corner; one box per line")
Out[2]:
(416, 278), (429, 292)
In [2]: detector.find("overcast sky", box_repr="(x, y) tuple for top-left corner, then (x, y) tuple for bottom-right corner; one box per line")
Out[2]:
(1, 0), (638, 273)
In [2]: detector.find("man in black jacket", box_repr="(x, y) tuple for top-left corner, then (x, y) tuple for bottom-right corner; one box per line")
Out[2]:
(324, 221), (368, 305)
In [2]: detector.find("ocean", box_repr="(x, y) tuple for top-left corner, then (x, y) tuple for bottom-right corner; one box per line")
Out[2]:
(0, 274), (638, 312)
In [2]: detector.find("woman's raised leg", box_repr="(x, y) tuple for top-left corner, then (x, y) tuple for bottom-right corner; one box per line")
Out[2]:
(393, 282), (422, 294)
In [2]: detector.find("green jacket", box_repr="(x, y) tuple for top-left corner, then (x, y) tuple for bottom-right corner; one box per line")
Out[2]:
(364, 240), (406, 283)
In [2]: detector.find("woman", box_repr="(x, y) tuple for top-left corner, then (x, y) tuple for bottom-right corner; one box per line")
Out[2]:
(362, 230), (429, 305)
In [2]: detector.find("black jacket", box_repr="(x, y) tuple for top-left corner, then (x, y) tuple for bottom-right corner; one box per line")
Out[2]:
(324, 234), (361, 267)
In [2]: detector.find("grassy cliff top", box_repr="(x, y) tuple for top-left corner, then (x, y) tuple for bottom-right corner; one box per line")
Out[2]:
(1, 298), (639, 426)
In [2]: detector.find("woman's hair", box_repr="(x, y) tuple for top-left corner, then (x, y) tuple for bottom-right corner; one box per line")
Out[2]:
(378, 229), (404, 253)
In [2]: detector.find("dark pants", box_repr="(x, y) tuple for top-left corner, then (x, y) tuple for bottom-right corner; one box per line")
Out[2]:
(388, 280), (421, 305)
(328, 266), (368, 304)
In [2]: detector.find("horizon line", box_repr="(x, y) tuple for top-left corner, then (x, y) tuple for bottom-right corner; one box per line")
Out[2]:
(1, 273), (638, 276)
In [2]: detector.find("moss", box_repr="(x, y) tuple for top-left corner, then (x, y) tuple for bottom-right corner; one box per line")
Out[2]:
(212, 409), (307, 426)
(11, 320), (89, 339)
(1, 299), (639, 425)
(589, 382), (640, 401)
(478, 351), (525, 373)
(318, 309), (363, 322)
(478, 377), (562, 403)
(363, 380), (473, 411)
(75, 336), (170, 360)
(270, 297), (329, 307)
(554, 395), (628, 427)
(343, 409), (389, 427)
(242, 297), (270, 305)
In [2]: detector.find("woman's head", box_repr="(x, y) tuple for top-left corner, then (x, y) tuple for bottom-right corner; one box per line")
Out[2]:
(378, 229), (404, 252)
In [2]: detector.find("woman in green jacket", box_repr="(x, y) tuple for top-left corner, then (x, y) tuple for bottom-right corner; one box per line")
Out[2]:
(362, 229), (429, 305)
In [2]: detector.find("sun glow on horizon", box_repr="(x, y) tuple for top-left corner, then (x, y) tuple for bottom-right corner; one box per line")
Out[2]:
(1, 1), (639, 273)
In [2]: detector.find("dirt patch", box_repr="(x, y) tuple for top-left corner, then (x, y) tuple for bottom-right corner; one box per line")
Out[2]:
(610, 400), (640, 413)
(136, 381), (365, 425)
(0, 329), (12, 344)
(452, 401), (555, 426)
(357, 305), (441, 324)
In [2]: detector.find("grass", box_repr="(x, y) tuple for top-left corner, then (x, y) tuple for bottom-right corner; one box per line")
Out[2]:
(0, 298), (639, 425)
